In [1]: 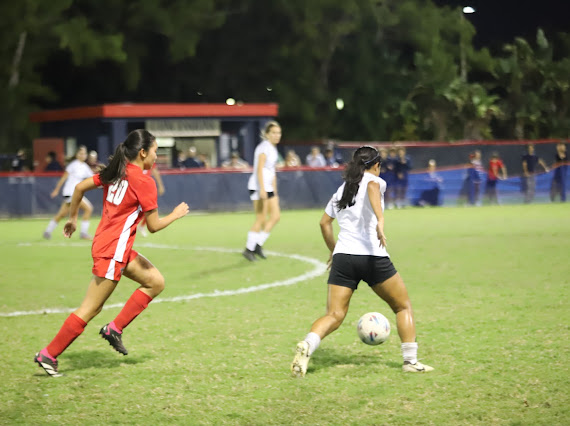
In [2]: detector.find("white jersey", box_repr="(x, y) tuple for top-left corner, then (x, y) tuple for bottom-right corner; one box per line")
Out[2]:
(247, 140), (279, 192)
(62, 160), (93, 197)
(325, 172), (389, 257)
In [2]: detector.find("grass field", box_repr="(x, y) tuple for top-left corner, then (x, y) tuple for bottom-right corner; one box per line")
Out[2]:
(0, 204), (568, 425)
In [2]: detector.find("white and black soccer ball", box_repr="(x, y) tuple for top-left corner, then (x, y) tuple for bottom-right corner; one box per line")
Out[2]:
(357, 312), (391, 345)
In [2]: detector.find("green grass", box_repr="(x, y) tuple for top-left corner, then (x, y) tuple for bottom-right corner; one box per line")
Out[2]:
(0, 205), (569, 425)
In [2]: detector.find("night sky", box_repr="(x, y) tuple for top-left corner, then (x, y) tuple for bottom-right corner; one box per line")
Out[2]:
(432, 0), (569, 49)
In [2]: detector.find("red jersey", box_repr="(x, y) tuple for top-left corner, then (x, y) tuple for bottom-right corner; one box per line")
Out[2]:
(92, 163), (158, 261)
(488, 159), (504, 180)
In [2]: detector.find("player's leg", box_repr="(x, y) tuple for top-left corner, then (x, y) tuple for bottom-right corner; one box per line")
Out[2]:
(243, 198), (266, 261)
(43, 202), (70, 239)
(35, 276), (117, 377)
(78, 198), (93, 240)
(99, 253), (164, 355)
(371, 273), (433, 372)
(254, 196), (281, 259)
(291, 284), (353, 378)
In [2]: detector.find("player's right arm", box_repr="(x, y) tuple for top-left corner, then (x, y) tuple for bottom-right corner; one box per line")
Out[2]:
(145, 203), (189, 233)
(320, 212), (336, 268)
(257, 153), (267, 199)
(64, 177), (97, 237)
(51, 171), (69, 198)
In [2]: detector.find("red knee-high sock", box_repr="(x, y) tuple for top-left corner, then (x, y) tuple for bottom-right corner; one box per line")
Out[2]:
(112, 289), (153, 332)
(46, 313), (87, 358)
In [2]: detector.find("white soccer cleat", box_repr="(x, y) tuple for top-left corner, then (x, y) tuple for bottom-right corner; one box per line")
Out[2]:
(291, 341), (310, 378)
(402, 361), (434, 373)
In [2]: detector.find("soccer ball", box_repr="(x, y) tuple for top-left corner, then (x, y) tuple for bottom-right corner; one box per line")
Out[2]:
(357, 312), (391, 345)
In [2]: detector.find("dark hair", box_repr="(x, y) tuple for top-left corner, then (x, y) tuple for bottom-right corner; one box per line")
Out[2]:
(336, 146), (380, 210)
(47, 151), (57, 160)
(99, 129), (156, 184)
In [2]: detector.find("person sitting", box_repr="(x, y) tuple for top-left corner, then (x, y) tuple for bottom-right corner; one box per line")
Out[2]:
(415, 159), (443, 207)
(284, 150), (302, 167)
(184, 147), (203, 168)
(45, 151), (64, 172)
(306, 146), (326, 167)
(221, 151), (249, 170)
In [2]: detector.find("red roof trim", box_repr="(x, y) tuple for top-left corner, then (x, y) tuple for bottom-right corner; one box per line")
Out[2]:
(29, 103), (279, 122)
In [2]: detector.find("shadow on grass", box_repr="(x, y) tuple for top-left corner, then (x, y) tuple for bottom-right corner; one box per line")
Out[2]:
(193, 259), (254, 279)
(308, 347), (402, 374)
(62, 350), (147, 371)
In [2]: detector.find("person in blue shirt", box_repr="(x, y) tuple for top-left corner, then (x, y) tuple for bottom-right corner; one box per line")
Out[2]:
(522, 144), (549, 203)
(550, 143), (567, 202)
(394, 147), (412, 208)
(44, 151), (63, 171)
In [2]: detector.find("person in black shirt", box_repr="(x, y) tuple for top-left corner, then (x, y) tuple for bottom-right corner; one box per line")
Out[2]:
(521, 144), (548, 203)
(45, 151), (64, 172)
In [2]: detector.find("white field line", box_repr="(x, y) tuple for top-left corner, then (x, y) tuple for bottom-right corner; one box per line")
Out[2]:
(1, 243), (327, 318)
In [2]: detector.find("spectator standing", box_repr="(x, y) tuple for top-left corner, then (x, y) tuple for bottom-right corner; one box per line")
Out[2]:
(324, 148), (340, 167)
(45, 151), (64, 172)
(306, 146), (326, 167)
(522, 144), (549, 203)
(459, 151), (483, 206)
(485, 152), (507, 204)
(550, 143), (567, 202)
(394, 147), (412, 208)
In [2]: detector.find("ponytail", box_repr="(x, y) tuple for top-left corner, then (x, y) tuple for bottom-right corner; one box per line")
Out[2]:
(99, 144), (128, 184)
(335, 146), (380, 210)
(98, 129), (156, 184)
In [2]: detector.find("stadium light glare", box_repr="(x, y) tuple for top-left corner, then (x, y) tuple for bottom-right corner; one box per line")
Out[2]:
(336, 98), (345, 110)
(266, 87), (273, 92)
(226, 98), (236, 106)
(462, 6), (475, 14)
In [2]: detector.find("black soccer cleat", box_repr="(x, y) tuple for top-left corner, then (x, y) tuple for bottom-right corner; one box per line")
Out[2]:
(100, 324), (128, 355)
(253, 244), (266, 259)
(34, 349), (63, 377)
(242, 248), (258, 262)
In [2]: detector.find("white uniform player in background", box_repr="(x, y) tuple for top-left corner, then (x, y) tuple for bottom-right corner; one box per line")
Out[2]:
(43, 145), (94, 240)
(242, 121), (282, 261)
(291, 146), (434, 377)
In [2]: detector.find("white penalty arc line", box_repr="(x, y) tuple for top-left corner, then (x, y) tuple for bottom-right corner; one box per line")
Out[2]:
(0, 243), (327, 318)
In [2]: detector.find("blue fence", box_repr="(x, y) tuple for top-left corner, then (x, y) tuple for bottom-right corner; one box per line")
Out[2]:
(0, 167), (567, 217)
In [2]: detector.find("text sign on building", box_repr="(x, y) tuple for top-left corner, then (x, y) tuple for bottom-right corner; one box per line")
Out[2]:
(146, 119), (221, 137)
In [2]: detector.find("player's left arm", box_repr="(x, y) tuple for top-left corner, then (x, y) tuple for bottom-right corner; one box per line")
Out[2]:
(367, 181), (387, 248)
(64, 177), (98, 237)
(151, 167), (165, 196)
(145, 204), (189, 233)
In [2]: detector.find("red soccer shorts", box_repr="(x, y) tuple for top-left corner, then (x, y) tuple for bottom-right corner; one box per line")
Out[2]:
(92, 250), (138, 281)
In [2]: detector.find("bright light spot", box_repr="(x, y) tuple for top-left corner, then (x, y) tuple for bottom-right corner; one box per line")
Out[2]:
(197, 91), (203, 96)
(226, 98), (236, 106)
(462, 6), (475, 14)
(266, 87), (273, 92)
(336, 98), (345, 110)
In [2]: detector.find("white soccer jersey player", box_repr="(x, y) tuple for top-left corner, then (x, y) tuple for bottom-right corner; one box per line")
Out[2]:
(62, 159), (94, 197)
(247, 140), (279, 192)
(325, 172), (389, 257)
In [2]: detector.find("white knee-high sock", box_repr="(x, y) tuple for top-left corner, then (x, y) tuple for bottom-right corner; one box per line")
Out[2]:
(246, 232), (258, 251)
(304, 332), (321, 356)
(45, 219), (57, 234)
(257, 231), (270, 246)
(401, 342), (418, 364)
(80, 220), (90, 234)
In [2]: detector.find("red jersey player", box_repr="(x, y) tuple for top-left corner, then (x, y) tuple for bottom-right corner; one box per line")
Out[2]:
(35, 129), (189, 377)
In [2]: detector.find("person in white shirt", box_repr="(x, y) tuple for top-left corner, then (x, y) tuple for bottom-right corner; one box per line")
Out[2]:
(291, 146), (433, 377)
(305, 146), (326, 167)
(43, 146), (94, 240)
(243, 121), (282, 261)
